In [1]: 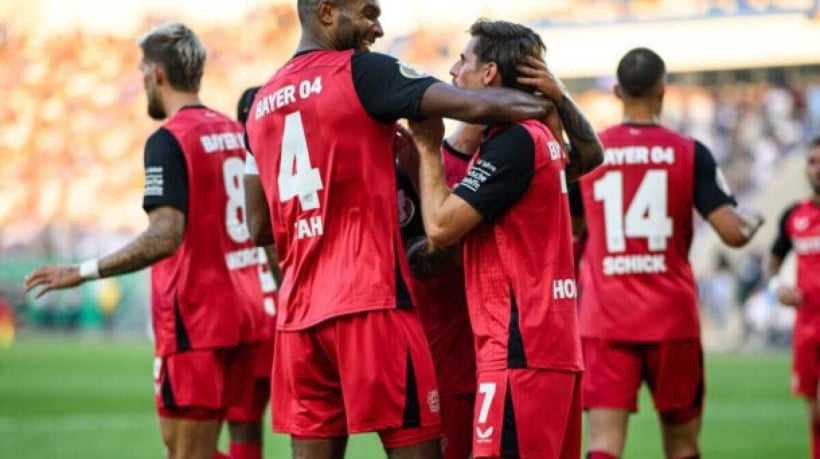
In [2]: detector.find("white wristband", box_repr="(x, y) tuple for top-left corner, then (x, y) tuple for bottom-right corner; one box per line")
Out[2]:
(767, 275), (782, 295)
(79, 259), (100, 280)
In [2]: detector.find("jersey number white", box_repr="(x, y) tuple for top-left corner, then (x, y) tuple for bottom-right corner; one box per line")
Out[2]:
(222, 157), (250, 243)
(278, 112), (323, 210)
(593, 170), (673, 253)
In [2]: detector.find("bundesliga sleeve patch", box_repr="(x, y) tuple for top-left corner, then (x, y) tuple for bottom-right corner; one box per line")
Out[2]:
(397, 61), (427, 79)
(144, 166), (164, 197)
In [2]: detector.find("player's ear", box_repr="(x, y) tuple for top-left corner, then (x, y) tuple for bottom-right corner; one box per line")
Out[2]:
(317, 1), (337, 25)
(613, 83), (623, 101)
(482, 62), (499, 87)
(153, 65), (166, 86)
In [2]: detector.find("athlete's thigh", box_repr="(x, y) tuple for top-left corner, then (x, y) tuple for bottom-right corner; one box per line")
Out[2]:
(270, 325), (347, 438)
(645, 339), (704, 424)
(582, 338), (643, 411)
(336, 309), (441, 435)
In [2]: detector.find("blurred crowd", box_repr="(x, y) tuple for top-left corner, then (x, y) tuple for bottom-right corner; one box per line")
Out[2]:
(1, 0), (818, 344)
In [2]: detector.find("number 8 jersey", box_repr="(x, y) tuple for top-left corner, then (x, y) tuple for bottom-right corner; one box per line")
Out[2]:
(574, 123), (735, 341)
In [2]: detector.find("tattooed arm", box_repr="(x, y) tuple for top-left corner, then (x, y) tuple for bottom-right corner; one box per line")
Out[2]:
(517, 56), (603, 182)
(24, 206), (184, 298)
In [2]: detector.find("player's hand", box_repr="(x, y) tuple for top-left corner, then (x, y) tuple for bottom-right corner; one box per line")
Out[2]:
(24, 265), (83, 298)
(516, 55), (568, 103)
(736, 207), (765, 239)
(776, 285), (802, 307)
(407, 117), (445, 155)
(394, 123), (420, 178)
(406, 236), (448, 278)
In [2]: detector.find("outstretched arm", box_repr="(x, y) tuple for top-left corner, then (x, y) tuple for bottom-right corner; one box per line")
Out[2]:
(24, 206), (184, 298)
(517, 56), (603, 182)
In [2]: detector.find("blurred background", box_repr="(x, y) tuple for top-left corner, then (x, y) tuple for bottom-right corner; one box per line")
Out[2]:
(0, 1), (819, 457)
(2, 0), (819, 351)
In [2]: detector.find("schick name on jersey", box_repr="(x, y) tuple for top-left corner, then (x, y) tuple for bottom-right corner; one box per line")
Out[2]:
(603, 254), (668, 275)
(603, 146), (675, 166)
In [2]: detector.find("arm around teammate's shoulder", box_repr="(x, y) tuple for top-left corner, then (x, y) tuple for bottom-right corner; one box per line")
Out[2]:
(418, 83), (550, 125)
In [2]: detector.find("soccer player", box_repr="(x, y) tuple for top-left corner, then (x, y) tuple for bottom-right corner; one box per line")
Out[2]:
(768, 137), (820, 459)
(409, 19), (603, 459)
(217, 86), (280, 459)
(572, 48), (764, 459)
(396, 148), (476, 459)
(244, 1), (557, 457)
(24, 23), (271, 459)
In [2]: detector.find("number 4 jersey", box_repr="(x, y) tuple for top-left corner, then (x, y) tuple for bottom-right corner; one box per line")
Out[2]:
(143, 106), (271, 356)
(574, 123), (736, 341)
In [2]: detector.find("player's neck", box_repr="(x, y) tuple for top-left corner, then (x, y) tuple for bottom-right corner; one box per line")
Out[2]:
(622, 104), (660, 125)
(164, 93), (202, 117)
(297, 31), (330, 54)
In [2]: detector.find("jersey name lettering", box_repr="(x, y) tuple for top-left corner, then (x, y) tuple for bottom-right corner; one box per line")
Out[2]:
(603, 254), (668, 275)
(200, 132), (244, 153)
(255, 77), (323, 120)
(603, 145), (675, 166)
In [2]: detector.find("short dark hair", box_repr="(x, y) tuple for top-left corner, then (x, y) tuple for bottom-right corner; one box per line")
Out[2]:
(810, 136), (820, 149)
(297, 0), (323, 23)
(138, 22), (206, 92)
(469, 19), (546, 94)
(616, 47), (666, 98)
(237, 86), (261, 125)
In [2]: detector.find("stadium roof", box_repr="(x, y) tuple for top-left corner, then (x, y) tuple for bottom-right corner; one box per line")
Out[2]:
(536, 12), (820, 78)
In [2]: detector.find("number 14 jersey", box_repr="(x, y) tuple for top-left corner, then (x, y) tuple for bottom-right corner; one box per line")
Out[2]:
(574, 123), (735, 341)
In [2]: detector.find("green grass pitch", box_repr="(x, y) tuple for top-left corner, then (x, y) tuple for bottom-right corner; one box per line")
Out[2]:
(0, 339), (807, 458)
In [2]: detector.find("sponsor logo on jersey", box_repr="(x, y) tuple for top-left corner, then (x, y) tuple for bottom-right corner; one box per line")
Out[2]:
(548, 140), (562, 160)
(427, 389), (440, 413)
(398, 60), (427, 79)
(397, 189), (416, 228)
(476, 426), (494, 442)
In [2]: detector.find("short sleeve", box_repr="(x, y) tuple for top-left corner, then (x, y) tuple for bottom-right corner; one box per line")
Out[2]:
(351, 52), (440, 123)
(142, 127), (188, 214)
(771, 204), (797, 259)
(453, 125), (535, 221)
(693, 140), (737, 218)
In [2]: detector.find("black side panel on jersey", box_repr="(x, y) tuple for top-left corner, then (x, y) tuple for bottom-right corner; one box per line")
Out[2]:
(453, 124), (535, 222)
(161, 368), (177, 409)
(692, 141), (737, 218)
(143, 127), (189, 214)
(351, 51), (439, 123)
(500, 382), (520, 457)
(771, 203), (799, 259)
(394, 241), (413, 309)
(174, 295), (191, 352)
(507, 287), (528, 369)
(402, 351), (421, 428)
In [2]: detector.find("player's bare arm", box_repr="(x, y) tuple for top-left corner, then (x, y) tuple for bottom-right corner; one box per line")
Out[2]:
(243, 173), (274, 246)
(24, 206), (184, 298)
(418, 82), (551, 125)
(410, 117), (483, 248)
(445, 123), (485, 158)
(517, 56), (603, 182)
(706, 205), (765, 248)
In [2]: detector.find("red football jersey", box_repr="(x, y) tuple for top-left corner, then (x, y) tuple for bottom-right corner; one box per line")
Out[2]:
(245, 50), (417, 331)
(151, 107), (268, 356)
(578, 124), (700, 341)
(784, 200), (820, 340)
(461, 120), (582, 372)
